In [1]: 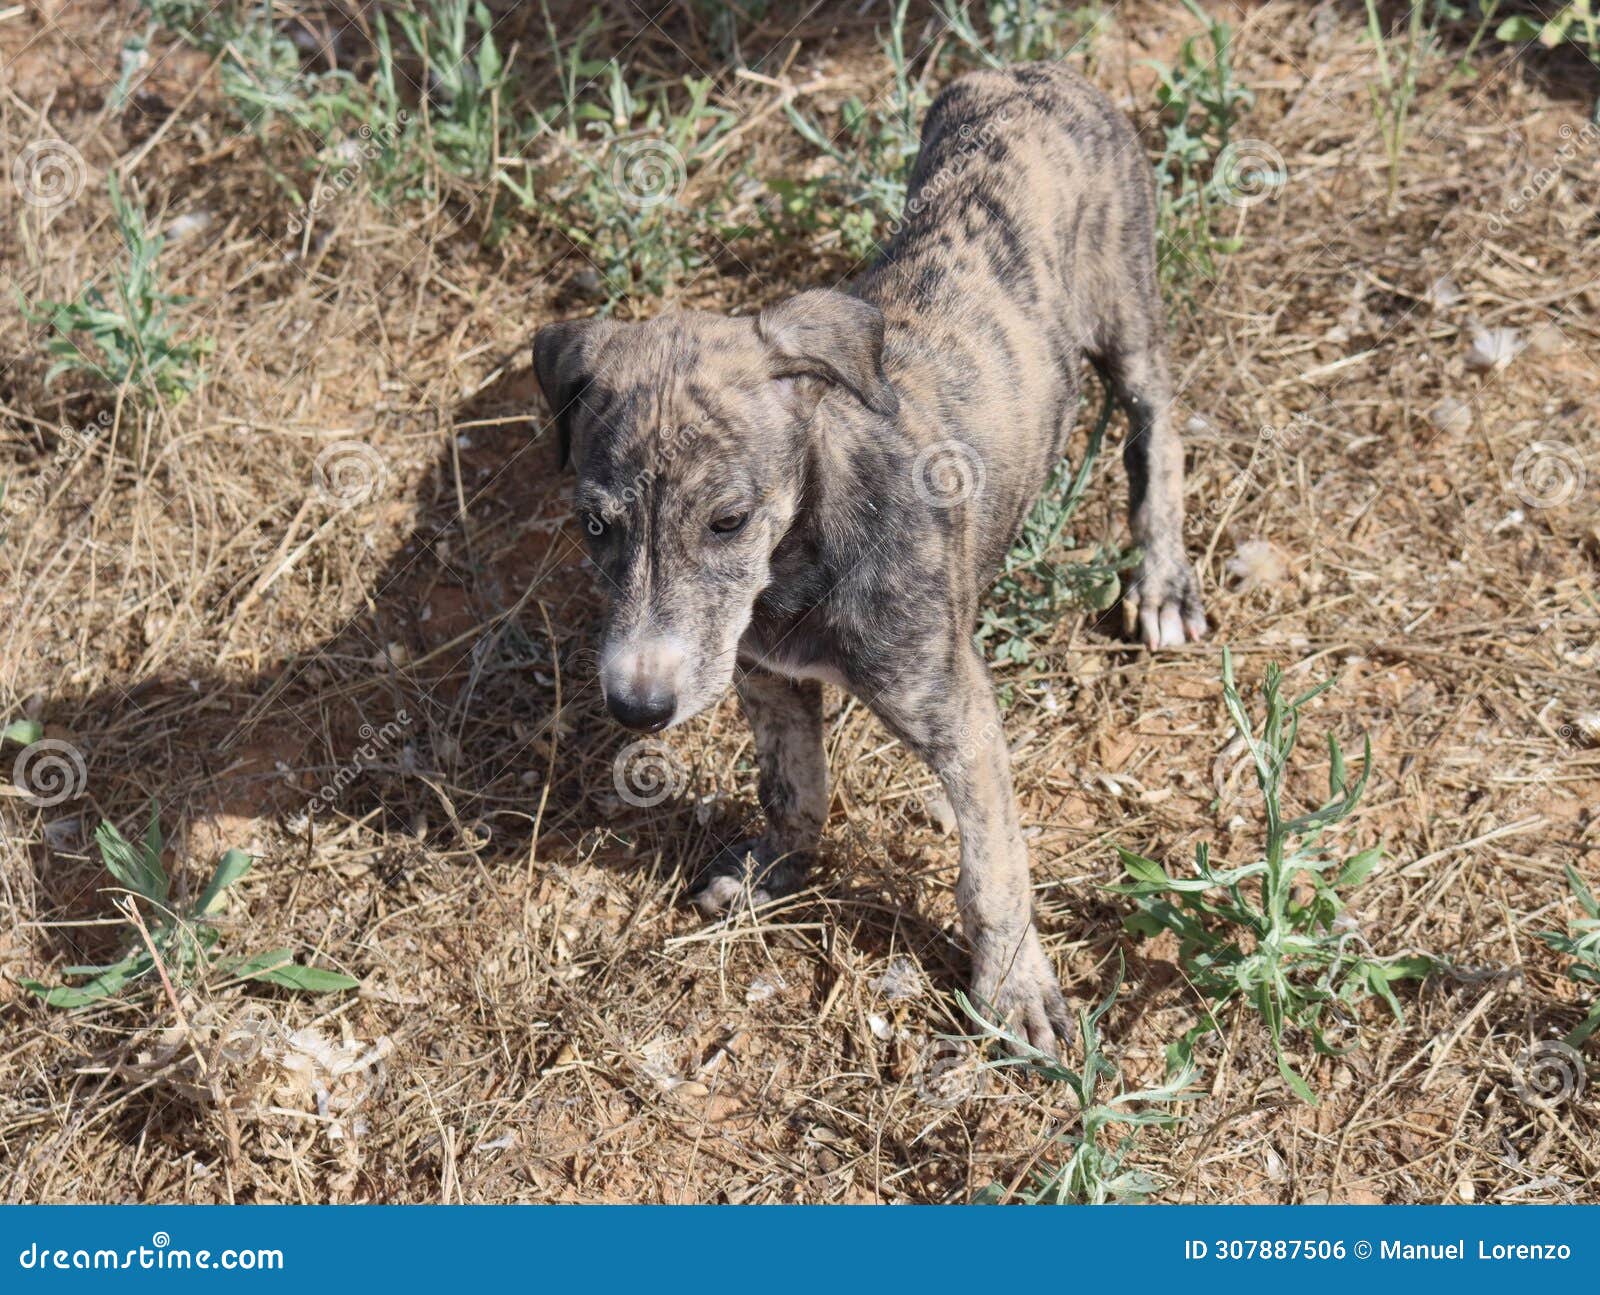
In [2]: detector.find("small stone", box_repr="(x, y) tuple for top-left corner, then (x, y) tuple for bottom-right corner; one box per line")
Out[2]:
(1525, 320), (1567, 355)
(1465, 326), (1522, 372)
(1428, 396), (1473, 435)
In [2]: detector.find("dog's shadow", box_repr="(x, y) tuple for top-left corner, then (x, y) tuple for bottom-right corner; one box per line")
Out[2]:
(15, 359), (661, 952)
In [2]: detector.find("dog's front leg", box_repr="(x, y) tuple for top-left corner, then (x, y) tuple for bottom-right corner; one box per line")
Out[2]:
(874, 643), (1072, 1048)
(692, 666), (826, 912)
(1105, 343), (1208, 650)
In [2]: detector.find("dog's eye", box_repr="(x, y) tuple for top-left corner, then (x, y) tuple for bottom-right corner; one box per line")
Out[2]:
(709, 511), (749, 537)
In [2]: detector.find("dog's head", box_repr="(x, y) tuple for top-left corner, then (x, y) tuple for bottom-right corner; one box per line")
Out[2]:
(533, 289), (896, 732)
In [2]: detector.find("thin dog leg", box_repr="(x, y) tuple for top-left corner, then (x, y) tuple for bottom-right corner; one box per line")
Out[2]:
(871, 641), (1071, 1047)
(693, 667), (826, 911)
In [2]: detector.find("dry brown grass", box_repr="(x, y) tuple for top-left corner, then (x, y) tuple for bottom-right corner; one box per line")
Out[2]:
(1, 0), (1596, 1204)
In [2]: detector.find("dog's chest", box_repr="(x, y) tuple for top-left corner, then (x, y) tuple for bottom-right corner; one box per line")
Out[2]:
(736, 629), (852, 692)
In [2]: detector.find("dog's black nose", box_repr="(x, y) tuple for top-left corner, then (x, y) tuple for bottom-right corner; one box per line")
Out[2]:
(607, 688), (676, 733)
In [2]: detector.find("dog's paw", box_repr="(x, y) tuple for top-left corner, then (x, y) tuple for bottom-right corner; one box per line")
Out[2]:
(972, 927), (1075, 1052)
(690, 838), (808, 914)
(1125, 549), (1207, 650)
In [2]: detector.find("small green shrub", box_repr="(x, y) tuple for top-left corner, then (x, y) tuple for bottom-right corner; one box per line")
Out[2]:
(1147, 0), (1256, 292)
(22, 803), (358, 1009)
(502, 9), (742, 303)
(779, 0), (933, 262)
(1538, 864), (1600, 1046)
(1110, 650), (1432, 1102)
(26, 174), (210, 404)
(936, 0), (1109, 68)
(964, 959), (1198, 1204)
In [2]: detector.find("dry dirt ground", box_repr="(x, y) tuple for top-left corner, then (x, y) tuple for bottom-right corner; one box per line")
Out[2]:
(1, 0), (1597, 1203)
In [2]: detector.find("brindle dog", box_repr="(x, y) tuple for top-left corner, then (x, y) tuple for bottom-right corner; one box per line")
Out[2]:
(533, 63), (1206, 1046)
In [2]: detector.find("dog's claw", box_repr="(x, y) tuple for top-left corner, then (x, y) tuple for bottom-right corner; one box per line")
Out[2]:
(1129, 553), (1207, 651)
(973, 927), (1076, 1052)
(690, 837), (806, 914)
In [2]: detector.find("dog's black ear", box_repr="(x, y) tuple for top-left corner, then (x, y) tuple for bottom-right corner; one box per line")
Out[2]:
(757, 290), (898, 420)
(533, 317), (614, 468)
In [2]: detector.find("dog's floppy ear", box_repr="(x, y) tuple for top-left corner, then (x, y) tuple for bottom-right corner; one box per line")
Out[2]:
(533, 316), (614, 468)
(757, 289), (898, 419)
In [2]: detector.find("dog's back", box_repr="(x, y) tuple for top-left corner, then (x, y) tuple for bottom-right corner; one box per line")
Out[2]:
(858, 62), (1164, 598)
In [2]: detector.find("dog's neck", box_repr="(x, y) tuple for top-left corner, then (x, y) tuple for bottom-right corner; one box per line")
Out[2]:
(742, 385), (912, 671)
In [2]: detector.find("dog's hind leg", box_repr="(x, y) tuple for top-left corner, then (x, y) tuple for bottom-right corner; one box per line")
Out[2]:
(692, 667), (826, 912)
(1096, 321), (1208, 650)
(872, 641), (1072, 1049)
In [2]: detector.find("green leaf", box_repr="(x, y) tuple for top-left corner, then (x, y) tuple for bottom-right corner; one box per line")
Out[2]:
(2, 719), (43, 746)
(22, 952), (151, 1008)
(1495, 15), (1545, 40)
(234, 950), (359, 993)
(94, 817), (168, 906)
(1275, 1050), (1318, 1104)
(1335, 846), (1383, 888)
(1115, 846), (1172, 887)
(1566, 863), (1598, 919)
(197, 848), (254, 915)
